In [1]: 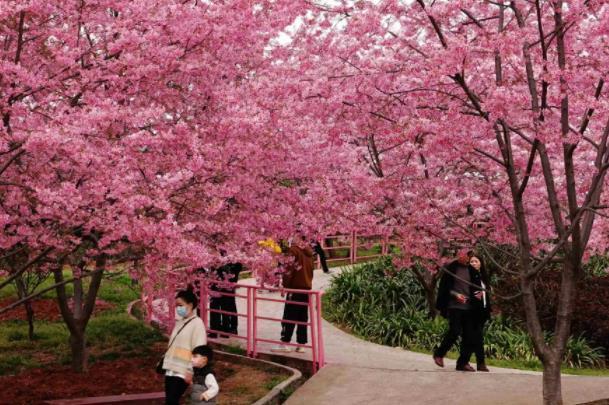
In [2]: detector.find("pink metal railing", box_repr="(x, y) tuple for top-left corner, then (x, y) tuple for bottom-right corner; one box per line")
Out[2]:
(200, 280), (326, 374)
(320, 233), (396, 267)
(142, 233), (397, 373)
(143, 280), (326, 374)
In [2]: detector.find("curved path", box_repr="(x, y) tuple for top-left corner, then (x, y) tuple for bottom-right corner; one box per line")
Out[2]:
(157, 268), (609, 404)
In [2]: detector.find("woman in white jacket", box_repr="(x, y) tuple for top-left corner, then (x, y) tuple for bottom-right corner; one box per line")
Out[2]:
(160, 287), (207, 405)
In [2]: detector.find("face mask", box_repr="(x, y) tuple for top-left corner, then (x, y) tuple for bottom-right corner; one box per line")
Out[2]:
(176, 306), (188, 318)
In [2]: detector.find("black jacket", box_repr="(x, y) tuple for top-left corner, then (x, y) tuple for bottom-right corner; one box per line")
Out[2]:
(436, 260), (491, 320)
(210, 263), (242, 292)
(468, 265), (492, 321)
(313, 241), (329, 273)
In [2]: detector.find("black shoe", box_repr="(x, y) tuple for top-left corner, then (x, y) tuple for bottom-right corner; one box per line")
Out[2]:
(456, 363), (475, 372)
(433, 356), (444, 368)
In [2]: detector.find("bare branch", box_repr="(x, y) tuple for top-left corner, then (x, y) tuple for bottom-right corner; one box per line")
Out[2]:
(473, 147), (506, 167)
(0, 248), (54, 291)
(416, 0), (448, 49)
(0, 149), (25, 177)
(0, 274), (82, 315)
(517, 139), (539, 197)
(14, 11), (25, 64)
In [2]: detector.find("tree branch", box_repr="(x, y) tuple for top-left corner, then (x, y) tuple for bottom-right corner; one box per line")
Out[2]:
(517, 139), (539, 197)
(0, 248), (53, 291)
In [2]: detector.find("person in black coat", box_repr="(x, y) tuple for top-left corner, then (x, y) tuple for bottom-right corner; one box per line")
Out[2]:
(209, 262), (243, 338)
(460, 254), (491, 371)
(433, 250), (478, 371)
(313, 241), (330, 273)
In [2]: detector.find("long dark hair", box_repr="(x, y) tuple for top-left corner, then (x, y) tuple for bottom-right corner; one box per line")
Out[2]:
(470, 255), (490, 287)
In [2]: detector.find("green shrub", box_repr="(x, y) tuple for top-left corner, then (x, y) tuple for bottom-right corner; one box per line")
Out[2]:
(222, 343), (247, 356)
(584, 255), (609, 278)
(325, 258), (604, 368)
(6, 330), (27, 342)
(564, 335), (605, 368)
(87, 314), (164, 351)
(0, 354), (38, 375)
(96, 274), (140, 309)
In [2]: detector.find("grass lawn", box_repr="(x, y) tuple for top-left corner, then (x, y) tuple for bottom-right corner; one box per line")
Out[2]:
(0, 272), (158, 375)
(0, 271), (292, 404)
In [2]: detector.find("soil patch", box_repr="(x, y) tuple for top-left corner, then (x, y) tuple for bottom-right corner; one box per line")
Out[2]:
(0, 350), (289, 405)
(0, 298), (114, 322)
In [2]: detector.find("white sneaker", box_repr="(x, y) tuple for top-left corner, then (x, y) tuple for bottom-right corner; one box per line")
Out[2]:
(271, 344), (292, 353)
(294, 347), (306, 353)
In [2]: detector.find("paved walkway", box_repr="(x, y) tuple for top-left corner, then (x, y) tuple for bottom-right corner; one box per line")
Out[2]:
(155, 268), (609, 404)
(230, 270), (540, 372)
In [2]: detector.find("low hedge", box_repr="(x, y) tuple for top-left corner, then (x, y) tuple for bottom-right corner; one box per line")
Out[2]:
(494, 269), (609, 359)
(324, 257), (605, 368)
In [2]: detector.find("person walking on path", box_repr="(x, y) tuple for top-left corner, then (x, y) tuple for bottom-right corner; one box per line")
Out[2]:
(313, 240), (330, 273)
(209, 260), (243, 338)
(271, 238), (314, 353)
(459, 254), (492, 372)
(433, 250), (477, 371)
(161, 288), (207, 405)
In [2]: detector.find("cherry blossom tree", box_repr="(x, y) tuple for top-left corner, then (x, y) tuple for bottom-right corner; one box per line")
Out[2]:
(0, 0), (374, 371)
(285, 1), (609, 403)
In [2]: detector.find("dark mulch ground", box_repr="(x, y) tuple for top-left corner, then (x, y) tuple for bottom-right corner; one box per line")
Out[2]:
(0, 298), (114, 322)
(0, 349), (288, 405)
(0, 355), (163, 405)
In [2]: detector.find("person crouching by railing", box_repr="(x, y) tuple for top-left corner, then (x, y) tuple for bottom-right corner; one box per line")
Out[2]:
(271, 238), (314, 354)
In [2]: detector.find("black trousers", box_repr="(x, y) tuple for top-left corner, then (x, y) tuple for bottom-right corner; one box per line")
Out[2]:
(165, 375), (188, 405)
(210, 293), (238, 333)
(434, 308), (476, 366)
(280, 293), (309, 344)
(460, 318), (487, 365)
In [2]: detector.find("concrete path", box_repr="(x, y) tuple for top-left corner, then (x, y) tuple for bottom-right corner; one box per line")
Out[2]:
(155, 268), (609, 404)
(230, 270), (538, 373)
(286, 364), (609, 405)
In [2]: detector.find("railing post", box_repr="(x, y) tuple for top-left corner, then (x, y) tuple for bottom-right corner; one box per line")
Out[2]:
(168, 281), (176, 331)
(252, 287), (259, 358)
(350, 231), (357, 264)
(315, 291), (325, 368)
(246, 286), (252, 356)
(199, 280), (208, 331)
(308, 292), (318, 374)
(142, 278), (153, 323)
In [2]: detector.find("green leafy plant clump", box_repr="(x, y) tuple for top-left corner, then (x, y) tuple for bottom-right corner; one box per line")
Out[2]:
(324, 258), (605, 369)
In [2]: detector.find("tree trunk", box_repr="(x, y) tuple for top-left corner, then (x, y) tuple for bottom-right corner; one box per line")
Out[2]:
(542, 358), (563, 405)
(53, 255), (105, 373)
(25, 301), (34, 340)
(69, 327), (87, 372)
(422, 280), (438, 319)
(411, 266), (439, 318)
(14, 275), (35, 340)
